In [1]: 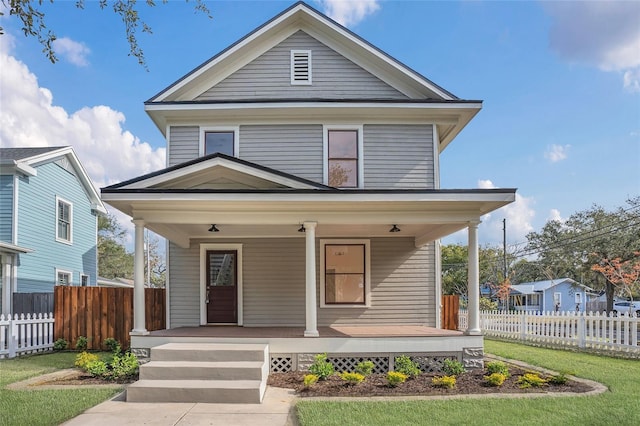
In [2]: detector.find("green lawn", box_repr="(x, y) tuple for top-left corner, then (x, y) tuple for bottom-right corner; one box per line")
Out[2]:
(296, 340), (640, 426)
(0, 351), (122, 426)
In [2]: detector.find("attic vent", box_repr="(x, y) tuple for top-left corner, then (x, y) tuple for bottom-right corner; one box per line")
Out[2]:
(291, 50), (312, 85)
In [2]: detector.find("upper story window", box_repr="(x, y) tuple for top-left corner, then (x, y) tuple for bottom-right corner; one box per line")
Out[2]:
(56, 196), (73, 244)
(200, 127), (239, 157)
(325, 127), (362, 188)
(291, 50), (312, 85)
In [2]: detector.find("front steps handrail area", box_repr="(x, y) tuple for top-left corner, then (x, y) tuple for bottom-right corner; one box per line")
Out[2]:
(126, 342), (269, 404)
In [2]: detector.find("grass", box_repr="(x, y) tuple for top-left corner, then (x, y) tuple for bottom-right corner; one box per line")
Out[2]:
(296, 339), (640, 426)
(0, 351), (122, 426)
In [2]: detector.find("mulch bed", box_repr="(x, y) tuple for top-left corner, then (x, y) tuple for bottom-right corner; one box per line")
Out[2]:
(267, 362), (594, 398)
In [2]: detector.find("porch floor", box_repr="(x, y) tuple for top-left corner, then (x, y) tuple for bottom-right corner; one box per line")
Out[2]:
(148, 325), (463, 338)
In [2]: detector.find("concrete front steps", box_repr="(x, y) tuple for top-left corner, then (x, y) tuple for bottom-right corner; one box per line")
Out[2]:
(126, 343), (269, 404)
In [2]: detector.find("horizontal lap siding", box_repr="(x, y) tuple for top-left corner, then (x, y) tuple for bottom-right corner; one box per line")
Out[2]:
(363, 125), (434, 189)
(0, 175), (13, 242)
(196, 31), (407, 101)
(169, 238), (435, 328)
(168, 126), (199, 166)
(239, 125), (323, 182)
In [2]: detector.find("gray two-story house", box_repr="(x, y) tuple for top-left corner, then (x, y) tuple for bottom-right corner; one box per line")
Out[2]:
(102, 2), (515, 404)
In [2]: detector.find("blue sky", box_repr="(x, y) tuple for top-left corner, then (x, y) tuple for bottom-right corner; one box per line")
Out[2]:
(1, 0), (638, 249)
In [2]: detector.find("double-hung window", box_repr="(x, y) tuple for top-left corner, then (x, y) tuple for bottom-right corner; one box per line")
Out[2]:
(56, 197), (72, 244)
(320, 239), (370, 307)
(56, 270), (72, 286)
(324, 126), (363, 188)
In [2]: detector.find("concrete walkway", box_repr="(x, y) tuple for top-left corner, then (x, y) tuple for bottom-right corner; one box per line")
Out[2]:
(62, 387), (298, 426)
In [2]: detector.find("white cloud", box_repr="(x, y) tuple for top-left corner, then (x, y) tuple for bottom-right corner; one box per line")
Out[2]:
(548, 209), (564, 223)
(317, 0), (380, 27)
(544, 144), (570, 163)
(0, 41), (165, 237)
(544, 2), (640, 92)
(52, 37), (91, 67)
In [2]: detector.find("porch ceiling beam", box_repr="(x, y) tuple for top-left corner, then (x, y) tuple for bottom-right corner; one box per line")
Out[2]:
(131, 209), (480, 225)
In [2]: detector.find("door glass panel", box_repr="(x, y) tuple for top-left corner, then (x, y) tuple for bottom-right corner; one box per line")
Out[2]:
(208, 253), (235, 286)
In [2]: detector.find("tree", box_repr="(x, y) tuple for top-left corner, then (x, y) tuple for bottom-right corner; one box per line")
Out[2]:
(592, 253), (640, 303)
(98, 214), (133, 279)
(441, 244), (512, 297)
(0, 0), (211, 67)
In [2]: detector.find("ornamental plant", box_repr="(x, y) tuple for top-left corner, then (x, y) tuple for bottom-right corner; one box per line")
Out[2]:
(355, 360), (375, 377)
(442, 359), (466, 376)
(432, 375), (456, 389)
(340, 372), (365, 385)
(548, 372), (571, 385)
(303, 374), (319, 387)
(394, 355), (421, 377)
(485, 360), (510, 377)
(309, 353), (335, 380)
(386, 371), (407, 387)
(103, 337), (121, 353)
(75, 336), (88, 351)
(517, 372), (548, 389)
(53, 338), (68, 351)
(75, 351), (99, 370)
(484, 372), (507, 387)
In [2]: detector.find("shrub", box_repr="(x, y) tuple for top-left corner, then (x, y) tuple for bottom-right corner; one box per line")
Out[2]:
(53, 338), (68, 351)
(517, 372), (548, 389)
(309, 353), (335, 380)
(103, 338), (121, 353)
(355, 360), (375, 377)
(109, 352), (139, 381)
(75, 336), (88, 351)
(86, 360), (108, 376)
(432, 375), (456, 389)
(386, 371), (407, 387)
(442, 359), (466, 376)
(548, 372), (570, 385)
(340, 372), (365, 385)
(394, 355), (421, 377)
(75, 351), (99, 370)
(485, 361), (510, 377)
(303, 374), (319, 387)
(484, 372), (507, 387)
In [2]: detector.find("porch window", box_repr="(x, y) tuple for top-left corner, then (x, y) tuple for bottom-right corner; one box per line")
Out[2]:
(320, 239), (370, 307)
(325, 127), (362, 188)
(56, 197), (72, 244)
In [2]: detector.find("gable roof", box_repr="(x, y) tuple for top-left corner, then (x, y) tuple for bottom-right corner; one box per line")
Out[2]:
(104, 152), (334, 191)
(510, 278), (594, 295)
(148, 2), (456, 104)
(0, 146), (107, 214)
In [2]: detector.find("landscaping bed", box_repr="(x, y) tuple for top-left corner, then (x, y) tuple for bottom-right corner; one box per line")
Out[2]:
(268, 359), (594, 397)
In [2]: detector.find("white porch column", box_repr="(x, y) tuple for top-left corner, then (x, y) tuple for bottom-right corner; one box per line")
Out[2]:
(466, 221), (482, 335)
(304, 221), (319, 337)
(131, 220), (148, 335)
(1, 254), (13, 316)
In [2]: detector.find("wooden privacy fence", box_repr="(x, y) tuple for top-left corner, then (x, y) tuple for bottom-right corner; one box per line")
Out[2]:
(54, 286), (165, 350)
(441, 295), (459, 330)
(12, 292), (54, 315)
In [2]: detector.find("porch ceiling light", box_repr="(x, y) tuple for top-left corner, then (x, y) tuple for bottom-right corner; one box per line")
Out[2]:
(389, 224), (401, 233)
(298, 224), (306, 233)
(208, 224), (220, 232)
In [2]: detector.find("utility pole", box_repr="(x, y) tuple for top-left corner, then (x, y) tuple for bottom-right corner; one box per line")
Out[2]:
(503, 218), (507, 280)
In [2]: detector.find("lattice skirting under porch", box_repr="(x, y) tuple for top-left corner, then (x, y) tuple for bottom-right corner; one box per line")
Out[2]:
(270, 352), (469, 373)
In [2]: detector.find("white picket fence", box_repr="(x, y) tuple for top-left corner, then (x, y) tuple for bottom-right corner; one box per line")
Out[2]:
(0, 313), (55, 359)
(459, 310), (639, 356)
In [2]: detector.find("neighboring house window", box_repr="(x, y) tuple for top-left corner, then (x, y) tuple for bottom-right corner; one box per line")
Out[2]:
(575, 293), (582, 304)
(199, 127), (239, 157)
(529, 294), (541, 306)
(291, 50), (312, 85)
(56, 197), (73, 243)
(56, 270), (72, 286)
(325, 127), (363, 188)
(81, 274), (89, 287)
(554, 292), (561, 305)
(320, 239), (370, 307)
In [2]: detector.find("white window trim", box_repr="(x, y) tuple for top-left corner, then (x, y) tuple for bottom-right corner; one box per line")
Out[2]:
(56, 268), (73, 286)
(55, 196), (73, 245)
(290, 49), (312, 85)
(575, 292), (582, 304)
(320, 239), (371, 308)
(323, 125), (364, 189)
(554, 292), (562, 305)
(199, 126), (240, 157)
(199, 243), (243, 326)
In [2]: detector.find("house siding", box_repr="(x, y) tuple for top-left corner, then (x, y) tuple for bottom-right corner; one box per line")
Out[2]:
(239, 125), (323, 182)
(168, 126), (200, 167)
(168, 237), (435, 328)
(363, 124), (434, 189)
(196, 31), (408, 101)
(15, 162), (97, 292)
(0, 174), (13, 242)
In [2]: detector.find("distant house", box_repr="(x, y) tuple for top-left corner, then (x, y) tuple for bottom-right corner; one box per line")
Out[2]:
(0, 146), (106, 315)
(509, 278), (596, 313)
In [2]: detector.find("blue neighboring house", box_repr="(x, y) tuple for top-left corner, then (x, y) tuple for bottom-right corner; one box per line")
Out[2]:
(0, 146), (107, 315)
(509, 278), (596, 313)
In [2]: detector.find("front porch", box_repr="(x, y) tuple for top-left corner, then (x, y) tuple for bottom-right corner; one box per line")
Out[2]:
(131, 325), (484, 372)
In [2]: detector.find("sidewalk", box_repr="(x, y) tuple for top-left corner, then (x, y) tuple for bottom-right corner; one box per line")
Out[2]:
(62, 387), (298, 426)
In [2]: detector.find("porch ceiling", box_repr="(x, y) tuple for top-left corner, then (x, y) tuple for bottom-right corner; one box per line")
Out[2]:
(102, 189), (515, 248)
